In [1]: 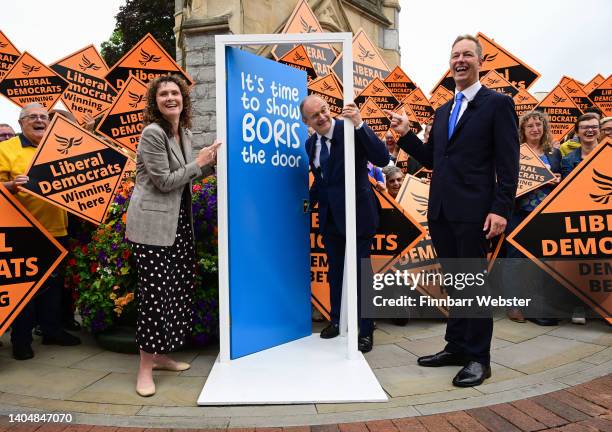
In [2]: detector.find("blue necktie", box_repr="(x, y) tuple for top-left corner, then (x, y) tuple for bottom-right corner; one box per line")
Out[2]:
(319, 136), (329, 177)
(448, 92), (465, 139)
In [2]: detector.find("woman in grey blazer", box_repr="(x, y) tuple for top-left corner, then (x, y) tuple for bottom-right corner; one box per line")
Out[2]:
(126, 75), (220, 397)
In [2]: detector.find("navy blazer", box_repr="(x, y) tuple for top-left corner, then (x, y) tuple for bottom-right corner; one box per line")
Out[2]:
(307, 119), (389, 237)
(397, 86), (519, 223)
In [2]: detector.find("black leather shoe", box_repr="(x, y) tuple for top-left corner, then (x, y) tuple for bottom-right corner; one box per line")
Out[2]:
(320, 323), (340, 339)
(418, 350), (467, 367)
(358, 335), (373, 353)
(452, 361), (491, 387)
(42, 331), (81, 346)
(527, 318), (559, 326)
(12, 345), (34, 360)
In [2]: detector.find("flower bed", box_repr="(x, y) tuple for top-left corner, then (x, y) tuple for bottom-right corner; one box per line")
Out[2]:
(65, 176), (219, 346)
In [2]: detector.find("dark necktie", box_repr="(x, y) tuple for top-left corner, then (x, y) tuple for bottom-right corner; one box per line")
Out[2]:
(319, 136), (329, 176)
(448, 92), (465, 139)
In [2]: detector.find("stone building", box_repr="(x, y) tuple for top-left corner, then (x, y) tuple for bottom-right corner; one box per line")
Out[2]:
(173, 0), (400, 147)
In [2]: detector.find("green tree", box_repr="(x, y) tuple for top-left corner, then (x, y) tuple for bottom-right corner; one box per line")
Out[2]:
(101, 0), (175, 67)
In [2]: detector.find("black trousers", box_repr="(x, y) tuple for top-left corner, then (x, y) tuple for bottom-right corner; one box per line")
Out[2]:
(323, 213), (374, 337)
(11, 236), (67, 347)
(428, 214), (493, 365)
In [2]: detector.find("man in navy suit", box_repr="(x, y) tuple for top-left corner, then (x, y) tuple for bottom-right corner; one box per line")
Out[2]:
(301, 95), (389, 353)
(386, 35), (519, 386)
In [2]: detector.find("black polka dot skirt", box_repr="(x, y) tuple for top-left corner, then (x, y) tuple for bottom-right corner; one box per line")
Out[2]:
(131, 196), (195, 354)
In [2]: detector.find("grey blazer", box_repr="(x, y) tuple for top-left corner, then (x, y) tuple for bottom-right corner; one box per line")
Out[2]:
(126, 122), (208, 247)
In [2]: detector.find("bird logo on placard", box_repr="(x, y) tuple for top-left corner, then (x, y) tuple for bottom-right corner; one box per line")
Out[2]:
(589, 169), (612, 205)
(321, 82), (336, 92)
(411, 94), (424, 103)
(552, 94), (567, 105)
(292, 51), (306, 62)
(139, 49), (161, 66)
(392, 72), (403, 80)
(517, 94), (529, 102)
(128, 91), (144, 108)
(411, 192), (428, 216)
(482, 52), (498, 63)
(486, 77), (501, 85)
(565, 87), (578, 94)
(22, 63), (40, 76)
(0, 41), (7, 48)
(372, 84), (384, 93)
(358, 44), (375, 61)
(55, 134), (83, 155)
(300, 17), (316, 33)
(365, 106), (376, 116)
(79, 55), (101, 72)
(520, 152), (532, 161)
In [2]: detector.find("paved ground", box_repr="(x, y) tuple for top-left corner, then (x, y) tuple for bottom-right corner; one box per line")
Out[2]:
(0, 316), (610, 429)
(1, 375), (611, 431)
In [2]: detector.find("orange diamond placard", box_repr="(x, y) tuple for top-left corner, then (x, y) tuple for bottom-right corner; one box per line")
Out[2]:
(0, 30), (21, 81)
(508, 140), (612, 323)
(307, 72), (343, 118)
(270, 0), (337, 78)
(354, 77), (400, 111)
(383, 66), (417, 101)
(516, 144), (557, 197)
(588, 74), (612, 116)
(95, 76), (147, 152)
(429, 86), (453, 110)
(535, 85), (582, 142)
(277, 45), (317, 82)
(395, 101), (422, 135)
(105, 33), (193, 90)
(20, 115), (129, 225)
(360, 98), (391, 140)
(403, 88), (434, 124)
(0, 184), (67, 337)
(514, 88), (539, 118)
(480, 69), (519, 98)
(0, 52), (69, 109)
(559, 76), (594, 112)
(331, 28), (391, 95)
(51, 45), (117, 125)
(583, 74), (605, 95)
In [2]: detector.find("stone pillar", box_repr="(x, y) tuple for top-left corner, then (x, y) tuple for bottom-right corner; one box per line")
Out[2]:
(175, 0), (400, 147)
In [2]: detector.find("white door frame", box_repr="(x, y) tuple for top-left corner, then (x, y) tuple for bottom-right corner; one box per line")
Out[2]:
(215, 32), (359, 362)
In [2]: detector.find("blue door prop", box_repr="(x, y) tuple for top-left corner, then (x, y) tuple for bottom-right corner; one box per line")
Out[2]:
(226, 47), (311, 359)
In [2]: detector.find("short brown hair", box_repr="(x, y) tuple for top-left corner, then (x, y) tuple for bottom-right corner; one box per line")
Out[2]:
(519, 111), (553, 152)
(574, 113), (600, 134)
(452, 34), (483, 60)
(143, 74), (192, 134)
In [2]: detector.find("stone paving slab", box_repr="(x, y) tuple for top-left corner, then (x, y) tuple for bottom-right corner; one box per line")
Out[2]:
(1, 376), (611, 430)
(491, 335), (606, 374)
(0, 318), (610, 428)
(70, 373), (204, 407)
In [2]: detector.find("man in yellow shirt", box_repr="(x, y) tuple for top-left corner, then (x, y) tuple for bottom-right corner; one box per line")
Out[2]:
(0, 103), (81, 360)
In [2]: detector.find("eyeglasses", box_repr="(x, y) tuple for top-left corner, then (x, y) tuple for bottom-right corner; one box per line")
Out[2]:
(601, 127), (612, 134)
(578, 125), (600, 131)
(20, 114), (49, 122)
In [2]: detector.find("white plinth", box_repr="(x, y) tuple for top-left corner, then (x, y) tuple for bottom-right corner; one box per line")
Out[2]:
(197, 334), (387, 405)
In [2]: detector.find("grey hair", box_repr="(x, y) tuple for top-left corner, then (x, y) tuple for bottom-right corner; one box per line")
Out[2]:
(19, 103), (46, 120)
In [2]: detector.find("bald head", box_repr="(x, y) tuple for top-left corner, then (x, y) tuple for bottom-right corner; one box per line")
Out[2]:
(300, 95), (332, 136)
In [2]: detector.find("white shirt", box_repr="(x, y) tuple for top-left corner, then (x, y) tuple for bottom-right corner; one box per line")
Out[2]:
(451, 80), (482, 123)
(314, 119), (335, 169)
(313, 118), (365, 168)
